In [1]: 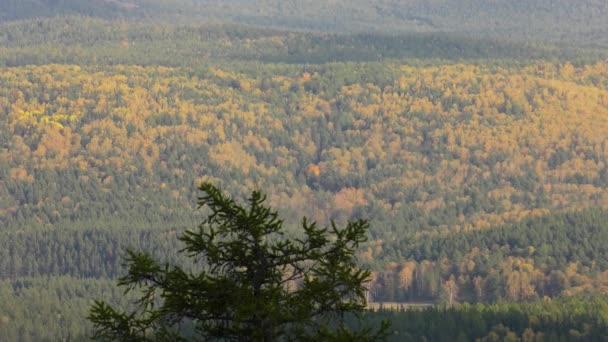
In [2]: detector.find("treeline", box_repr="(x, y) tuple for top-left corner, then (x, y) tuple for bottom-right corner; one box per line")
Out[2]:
(0, 17), (605, 68)
(1, 278), (604, 341)
(365, 295), (608, 341)
(369, 209), (608, 303)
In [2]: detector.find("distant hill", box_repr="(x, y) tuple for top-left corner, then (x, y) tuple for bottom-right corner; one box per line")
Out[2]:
(191, 0), (608, 45)
(0, 0), (141, 20)
(2, 0), (608, 46)
(2, 17), (605, 68)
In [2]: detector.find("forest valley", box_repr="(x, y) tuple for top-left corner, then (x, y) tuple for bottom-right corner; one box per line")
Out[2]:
(2, 13), (608, 341)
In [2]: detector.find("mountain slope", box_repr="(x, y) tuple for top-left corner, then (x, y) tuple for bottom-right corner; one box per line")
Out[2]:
(4, 61), (608, 235)
(2, 1), (608, 46)
(0, 0), (141, 21)
(0, 17), (604, 69)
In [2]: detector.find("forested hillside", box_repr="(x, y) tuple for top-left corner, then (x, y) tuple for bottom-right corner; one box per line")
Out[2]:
(371, 209), (608, 303)
(4, 58), (608, 339)
(2, 12), (608, 342)
(2, 17), (604, 68)
(5, 61), (608, 233)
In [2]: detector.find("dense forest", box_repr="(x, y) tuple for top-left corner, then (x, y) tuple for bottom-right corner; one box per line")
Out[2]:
(371, 209), (608, 303)
(2, 3), (608, 341)
(5, 59), (608, 235)
(366, 295), (608, 341)
(1, 17), (605, 68)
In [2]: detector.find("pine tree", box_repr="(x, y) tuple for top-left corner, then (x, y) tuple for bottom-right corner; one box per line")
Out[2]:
(89, 182), (388, 341)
